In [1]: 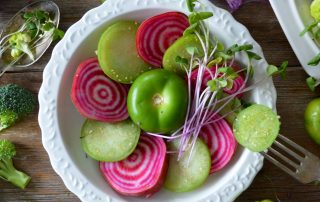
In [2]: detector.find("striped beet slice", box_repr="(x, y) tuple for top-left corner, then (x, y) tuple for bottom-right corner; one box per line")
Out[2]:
(190, 65), (245, 98)
(136, 12), (189, 67)
(99, 135), (168, 197)
(200, 115), (237, 173)
(71, 57), (128, 122)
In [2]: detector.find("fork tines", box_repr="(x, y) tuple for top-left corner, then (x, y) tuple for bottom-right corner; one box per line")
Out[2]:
(262, 134), (320, 184)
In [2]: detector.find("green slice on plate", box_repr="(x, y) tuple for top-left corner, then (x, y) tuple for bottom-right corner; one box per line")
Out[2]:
(233, 104), (280, 152)
(164, 139), (211, 192)
(81, 119), (140, 162)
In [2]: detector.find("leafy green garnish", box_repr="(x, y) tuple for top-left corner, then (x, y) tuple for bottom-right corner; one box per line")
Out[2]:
(308, 53), (320, 66)
(175, 55), (189, 66)
(186, 0), (198, 12)
(300, 20), (319, 36)
(266, 61), (288, 79)
(188, 12), (213, 24)
(306, 77), (320, 91)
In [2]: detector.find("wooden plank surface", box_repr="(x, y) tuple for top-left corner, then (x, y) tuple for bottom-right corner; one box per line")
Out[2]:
(0, 0), (319, 201)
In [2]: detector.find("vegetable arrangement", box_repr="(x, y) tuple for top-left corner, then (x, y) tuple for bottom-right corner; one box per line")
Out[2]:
(70, 0), (284, 197)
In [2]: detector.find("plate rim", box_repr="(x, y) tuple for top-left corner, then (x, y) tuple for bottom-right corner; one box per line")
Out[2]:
(38, 0), (276, 201)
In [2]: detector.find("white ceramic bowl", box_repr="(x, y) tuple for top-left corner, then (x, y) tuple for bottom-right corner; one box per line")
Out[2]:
(270, 0), (320, 79)
(38, 0), (277, 201)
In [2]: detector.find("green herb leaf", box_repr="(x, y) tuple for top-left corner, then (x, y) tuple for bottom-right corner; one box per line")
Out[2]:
(226, 78), (234, 90)
(214, 52), (233, 61)
(175, 55), (189, 66)
(187, 0), (198, 12)
(300, 20), (319, 36)
(266, 65), (278, 77)
(42, 22), (55, 31)
(207, 57), (223, 66)
(306, 77), (320, 92)
(52, 28), (65, 41)
(35, 10), (49, 22)
(279, 60), (288, 79)
(183, 23), (199, 36)
(186, 46), (198, 56)
(188, 12), (213, 24)
(308, 53), (320, 66)
(247, 51), (262, 60)
(218, 78), (227, 88)
(22, 11), (34, 20)
(26, 22), (36, 30)
(227, 44), (253, 55)
(207, 80), (218, 91)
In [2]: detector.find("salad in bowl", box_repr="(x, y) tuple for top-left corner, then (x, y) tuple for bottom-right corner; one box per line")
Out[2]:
(39, 0), (280, 201)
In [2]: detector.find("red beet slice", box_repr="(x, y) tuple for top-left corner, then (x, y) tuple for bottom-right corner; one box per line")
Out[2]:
(200, 115), (237, 173)
(190, 65), (245, 98)
(136, 12), (189, 67)
(99, 135), (168, 197)
(71, 57), (128, 122)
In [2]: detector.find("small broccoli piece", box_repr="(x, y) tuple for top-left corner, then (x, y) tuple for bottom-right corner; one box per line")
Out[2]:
(0, 139), (31, 189)
(0, 84), (36, 132)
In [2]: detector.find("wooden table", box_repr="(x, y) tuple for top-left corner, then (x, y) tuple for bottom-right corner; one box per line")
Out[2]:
(0, 0), (319, 201)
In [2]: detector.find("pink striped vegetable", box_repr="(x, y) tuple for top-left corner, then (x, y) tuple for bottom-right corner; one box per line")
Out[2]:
(99, 135), (168, 197)
(190, 65), (245, 98)
(199, 115), (237, 173)
(136, 12), (189, 67)
(71, 57), (128, 122)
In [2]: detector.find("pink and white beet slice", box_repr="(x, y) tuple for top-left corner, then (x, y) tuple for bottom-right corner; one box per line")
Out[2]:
(71, 57), (129, 122)
(99, 135), (168, 197)
(200, 115), (237, 173)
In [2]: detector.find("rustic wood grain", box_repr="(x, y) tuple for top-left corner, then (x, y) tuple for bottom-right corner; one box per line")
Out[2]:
(0, 0), (319, 201)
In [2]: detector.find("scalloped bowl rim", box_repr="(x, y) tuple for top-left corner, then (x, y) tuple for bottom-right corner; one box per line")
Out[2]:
(38, 0), (277, 201)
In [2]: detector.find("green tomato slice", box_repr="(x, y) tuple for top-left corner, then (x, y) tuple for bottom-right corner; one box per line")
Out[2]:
(164, 139), (211, 192)
(233, 104), (280, 152)
(97, 21), (152, 84)
(81, 119), (140, 162)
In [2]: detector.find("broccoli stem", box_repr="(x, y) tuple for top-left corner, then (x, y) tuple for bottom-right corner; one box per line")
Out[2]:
(0, 158), (31, 189)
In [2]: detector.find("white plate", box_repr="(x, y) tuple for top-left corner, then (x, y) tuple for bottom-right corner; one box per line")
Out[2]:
(38, 0), (276, 201)
(270, 0), (320, 79)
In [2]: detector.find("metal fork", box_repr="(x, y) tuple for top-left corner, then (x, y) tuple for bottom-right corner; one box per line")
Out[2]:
(262, 134), (320, 184)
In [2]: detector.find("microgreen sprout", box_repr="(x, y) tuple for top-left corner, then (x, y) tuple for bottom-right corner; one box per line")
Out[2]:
(146, 0), (287, 161)
(306, 76), (320, 91)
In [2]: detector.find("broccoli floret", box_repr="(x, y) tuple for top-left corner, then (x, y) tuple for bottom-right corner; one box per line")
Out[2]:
(0, 84), (36, 132)
(0, 139), (31, 189)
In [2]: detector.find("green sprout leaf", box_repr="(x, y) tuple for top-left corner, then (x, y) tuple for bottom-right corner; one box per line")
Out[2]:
(188, 12), (213, 24)
(306, 77), (320, 92)
(246, 51), (262, 60)
(207, 79), (218, 91)
(42, 22), (55, 31)
(52, 28), (65, 41)
(183, 23), (199, 36)
(186, 46), (198, 56)
(308, 53), (320, 66)
(187, 0), (198, 12)
(207, 57), (223, 66)
(300, 20), (319, 36)
(266, 65), (278, 77)
(175, 55), (189, 66)
(227, 44), (253, 55)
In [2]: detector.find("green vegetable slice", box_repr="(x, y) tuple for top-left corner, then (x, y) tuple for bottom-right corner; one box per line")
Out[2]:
(164, 139), (211, 192)
(162, 34), (204, 75)
(233, 104), (280, 152)
(81, 119), (140, 162)
(97, 21), (151, 84)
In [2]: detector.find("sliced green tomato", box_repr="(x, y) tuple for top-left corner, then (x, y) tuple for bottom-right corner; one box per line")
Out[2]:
(162, 34), (204, 75)
(80, 119), (140, 162)
(233, 104), (280, 152)
(304, 98), (320, 144)
(164, 139), (211, 193)
(98, 21), (151, 84)
(311, 0), (320, 21)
